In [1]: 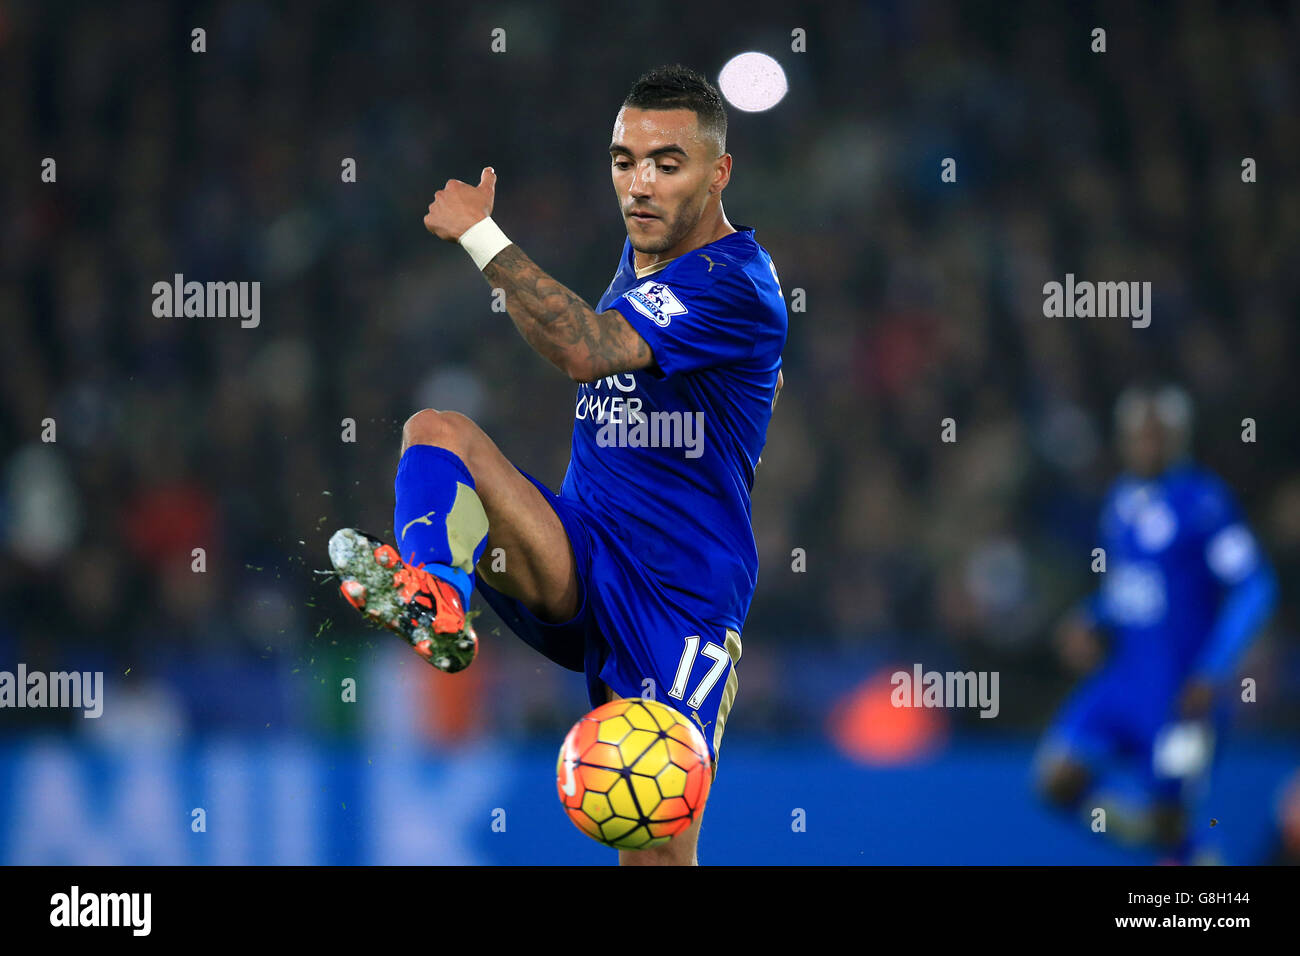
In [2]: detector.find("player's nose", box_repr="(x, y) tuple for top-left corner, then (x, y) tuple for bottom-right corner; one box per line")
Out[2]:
(629, 168), (654, 195)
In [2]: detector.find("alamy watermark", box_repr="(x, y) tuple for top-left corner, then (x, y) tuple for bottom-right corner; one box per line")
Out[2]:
(596, 410), (705, 459)
(577, 373), (706, 459)
(0, 664), (103, 718)
(1042, 273), (1150, 328)
(151, 273), (260, 328)
(891, 664), (999, 718)
(50, 886), (151, 936)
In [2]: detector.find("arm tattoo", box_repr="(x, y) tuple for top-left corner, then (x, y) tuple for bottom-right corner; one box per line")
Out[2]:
(482, 244), (652, 382)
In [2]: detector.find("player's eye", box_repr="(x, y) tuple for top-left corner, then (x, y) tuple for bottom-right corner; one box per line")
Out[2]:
(658, 164), (679, 173)
(612, 159), (632, 170)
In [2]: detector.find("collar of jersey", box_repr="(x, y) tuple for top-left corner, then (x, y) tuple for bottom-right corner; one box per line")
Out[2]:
(633, 255), (681, 279)
(627, 224), (753, 280)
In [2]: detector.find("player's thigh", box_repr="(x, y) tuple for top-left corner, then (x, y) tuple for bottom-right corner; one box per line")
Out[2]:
(401, 408), (578, 621)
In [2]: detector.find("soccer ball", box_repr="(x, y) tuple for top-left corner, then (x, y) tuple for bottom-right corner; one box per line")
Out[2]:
(556, 697), (712, 850)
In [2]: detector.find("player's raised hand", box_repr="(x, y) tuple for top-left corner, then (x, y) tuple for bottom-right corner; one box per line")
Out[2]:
(423, 166), (497, 241)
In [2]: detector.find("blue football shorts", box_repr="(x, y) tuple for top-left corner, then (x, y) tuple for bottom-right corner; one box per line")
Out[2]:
(474, 469), (741, 763)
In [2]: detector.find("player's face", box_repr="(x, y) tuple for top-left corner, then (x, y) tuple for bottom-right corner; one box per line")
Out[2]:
(1119, 406), (1170, 477)
(609, 107), (720, 255)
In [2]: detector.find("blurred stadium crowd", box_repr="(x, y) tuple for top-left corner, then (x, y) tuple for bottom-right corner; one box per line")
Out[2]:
(1, 0), (1297, 749)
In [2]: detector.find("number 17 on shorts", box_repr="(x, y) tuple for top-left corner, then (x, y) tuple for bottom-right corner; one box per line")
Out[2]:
(658, 628), (741, 761)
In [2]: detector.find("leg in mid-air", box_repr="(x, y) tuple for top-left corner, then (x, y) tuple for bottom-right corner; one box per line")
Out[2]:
(333, 412), (709, 866)
(328, 408), (580, 668)
(400, 408), (580, 624)
(1036, 754), (1160, 848)
(1036, 711), (1208, 861)
(1034, 673), (1111, 819)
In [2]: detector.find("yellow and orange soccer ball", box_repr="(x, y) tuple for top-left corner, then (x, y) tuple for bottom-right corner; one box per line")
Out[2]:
(556, 697), (712, 850)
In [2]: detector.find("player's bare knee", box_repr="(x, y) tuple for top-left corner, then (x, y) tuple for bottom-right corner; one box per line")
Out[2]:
(400, 408), (483, 467)
(1038, 761), (1089, 808)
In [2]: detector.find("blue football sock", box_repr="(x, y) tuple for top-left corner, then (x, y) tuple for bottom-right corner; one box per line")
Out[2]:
(393, 444), (489, 608)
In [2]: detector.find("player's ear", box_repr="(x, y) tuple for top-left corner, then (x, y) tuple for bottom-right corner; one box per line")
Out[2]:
(710, 154), (733, 193)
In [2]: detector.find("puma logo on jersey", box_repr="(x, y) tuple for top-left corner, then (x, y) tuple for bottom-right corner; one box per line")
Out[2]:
(691, 710), (713, 736)
(698, 253), (727, 272)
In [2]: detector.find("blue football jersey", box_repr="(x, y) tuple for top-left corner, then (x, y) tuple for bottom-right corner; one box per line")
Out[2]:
(1089, 462), (1271, 683)
(559, 224), (787, 630)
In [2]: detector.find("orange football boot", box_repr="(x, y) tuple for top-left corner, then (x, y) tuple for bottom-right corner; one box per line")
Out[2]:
(328, 527), (477, 672)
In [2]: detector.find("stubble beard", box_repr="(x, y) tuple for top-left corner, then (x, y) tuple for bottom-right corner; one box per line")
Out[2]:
(628, 203), (697, 256)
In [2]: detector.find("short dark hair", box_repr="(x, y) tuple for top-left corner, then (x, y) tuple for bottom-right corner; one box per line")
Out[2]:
(622, 64), (727, 156)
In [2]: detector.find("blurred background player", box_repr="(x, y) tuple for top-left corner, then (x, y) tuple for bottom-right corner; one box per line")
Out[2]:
(1035, 384), (1278, 863)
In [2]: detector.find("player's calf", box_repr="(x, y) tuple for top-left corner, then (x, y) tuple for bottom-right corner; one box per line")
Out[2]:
(402, 408), (581, 624)
(618, 813), (702, 866)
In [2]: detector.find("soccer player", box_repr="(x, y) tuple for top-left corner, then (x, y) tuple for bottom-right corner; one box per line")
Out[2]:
(1035, 384), (1277, 863)
(328, 65), (786, 865)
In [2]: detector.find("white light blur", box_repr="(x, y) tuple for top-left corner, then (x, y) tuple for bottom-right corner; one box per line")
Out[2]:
(718, 52), (788, 112)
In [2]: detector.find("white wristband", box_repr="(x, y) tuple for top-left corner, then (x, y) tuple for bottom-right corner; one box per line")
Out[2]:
(458, 216), (512, 270)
